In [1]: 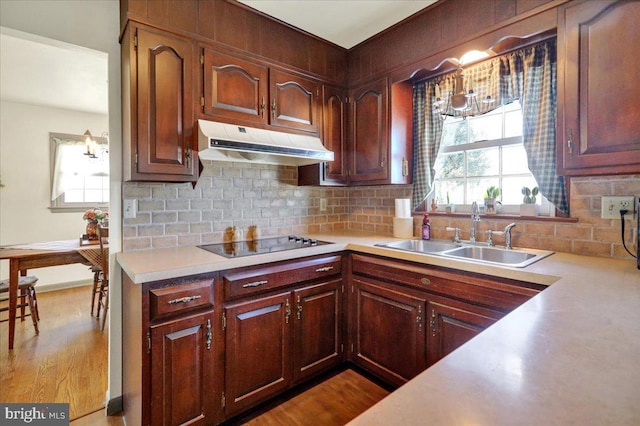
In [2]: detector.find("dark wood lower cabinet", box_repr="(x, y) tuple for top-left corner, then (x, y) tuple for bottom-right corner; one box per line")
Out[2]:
(293, 280), (342, 383)
(223, 279), (343, 418)
(352, 279), (426, 387)
(224, 292), (292, 417)
(426, 299), (499, 366)
(124, 253), (543, 425)
(150, 312), (216, 426)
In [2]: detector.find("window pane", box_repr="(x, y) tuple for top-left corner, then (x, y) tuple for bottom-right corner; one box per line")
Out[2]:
(503, 176), (539, 205)
(502, 144), (530, 175)
(85, 176), (104, 189)
(469, 114), (501, 142)
(468, 178), (499, 203)
(467, 147), (499, 177)
(504, 110), (523, 137)
(64, 190), (84, 203)
(437, 180), (464, 205)
(435, 152), (464, 178)
(84, 190), (104, 203)
(441, 118), (467, 146)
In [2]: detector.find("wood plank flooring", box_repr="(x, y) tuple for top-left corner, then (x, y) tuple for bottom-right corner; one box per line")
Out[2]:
(235, 369), (390, 426)
(0, 285), (108, 421)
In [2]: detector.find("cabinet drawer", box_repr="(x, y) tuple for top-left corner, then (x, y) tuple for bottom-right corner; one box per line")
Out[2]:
(223, 255), (342, 300)
(150, 279), (214, 321)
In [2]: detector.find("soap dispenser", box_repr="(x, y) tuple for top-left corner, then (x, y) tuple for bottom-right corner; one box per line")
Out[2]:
(422, 213), (431, 240)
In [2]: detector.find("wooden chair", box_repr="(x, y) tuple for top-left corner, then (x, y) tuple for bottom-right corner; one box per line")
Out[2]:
(96, 224), (109, 332)
(0, 275), (39, 335)
(90, 265), (101, 316)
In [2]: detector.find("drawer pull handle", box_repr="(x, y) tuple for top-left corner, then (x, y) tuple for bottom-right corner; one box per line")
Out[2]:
(421, 278), (431, 285)
(316, 266), (334, 272)
(168, 295), (202, 304)
(242, 280), (268, 288)
(206, 319), (212, 351)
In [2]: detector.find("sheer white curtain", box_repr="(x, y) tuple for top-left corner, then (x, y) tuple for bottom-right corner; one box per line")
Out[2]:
(51, 136), (108, 201)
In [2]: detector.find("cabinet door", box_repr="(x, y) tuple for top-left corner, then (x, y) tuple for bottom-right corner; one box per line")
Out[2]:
(202, 49), (269, 126)
(558, 0), (640, 175)
(292, 279), (342, 383)
(149, 312), (216, 426)
(134, 27), (197, 181)
(269, 69), (320, 134)
(224, 292), (292, 417)
(298, 85), (348, 186)
(349, 78), (389, 183)
(322, 85), (348, 183)
(426, 300), (498, 366)
(352, 279), (426, 387)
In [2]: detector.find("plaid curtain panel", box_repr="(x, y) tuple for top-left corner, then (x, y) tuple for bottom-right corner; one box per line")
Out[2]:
(412, 39), (568, 214)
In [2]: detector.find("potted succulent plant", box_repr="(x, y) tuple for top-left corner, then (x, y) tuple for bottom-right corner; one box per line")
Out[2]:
(484, 186), (502, 214)
(520, 186), (539, 216)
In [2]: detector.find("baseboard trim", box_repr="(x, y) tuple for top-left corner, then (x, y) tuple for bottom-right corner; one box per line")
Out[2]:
(106, 395), (123, 416)
(37, 279), (93, 293)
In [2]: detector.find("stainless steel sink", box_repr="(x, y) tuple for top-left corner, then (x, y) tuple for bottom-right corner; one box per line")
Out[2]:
(376, 239), (461, 254)
(441, 245), (552, 267)
(375, 239), (553, 268)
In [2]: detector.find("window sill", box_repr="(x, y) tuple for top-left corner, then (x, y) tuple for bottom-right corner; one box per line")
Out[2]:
(424, 212), (579, 223)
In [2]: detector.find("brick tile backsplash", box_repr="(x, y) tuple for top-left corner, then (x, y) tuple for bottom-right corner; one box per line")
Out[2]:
(123, 163), (637, 260)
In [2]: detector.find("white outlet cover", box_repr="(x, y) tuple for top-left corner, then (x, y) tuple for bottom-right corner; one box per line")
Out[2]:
(601, 196), (635, 219)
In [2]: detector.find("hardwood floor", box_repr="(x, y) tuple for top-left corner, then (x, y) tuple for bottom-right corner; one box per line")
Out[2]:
(227, 369), (391, 426)
(0, 285), (108, 421)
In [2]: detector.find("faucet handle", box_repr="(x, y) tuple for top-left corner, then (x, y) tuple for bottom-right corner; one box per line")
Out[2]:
(445, 227), (461, 243)
(486, 229), (504, 246)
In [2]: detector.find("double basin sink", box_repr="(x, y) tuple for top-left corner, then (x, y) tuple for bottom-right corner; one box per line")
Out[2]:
(375, 239), (553, 268)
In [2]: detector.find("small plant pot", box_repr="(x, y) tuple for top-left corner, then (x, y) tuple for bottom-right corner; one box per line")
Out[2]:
(520, 204), (538, 216)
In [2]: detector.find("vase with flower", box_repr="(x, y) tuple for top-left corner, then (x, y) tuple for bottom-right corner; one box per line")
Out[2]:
(83, 208), (109, 239)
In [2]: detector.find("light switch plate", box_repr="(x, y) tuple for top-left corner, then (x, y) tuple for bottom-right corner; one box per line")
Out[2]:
(601, 196), (635, 219)
(320, 198), (327, 212)
(123, 199), (137, 219)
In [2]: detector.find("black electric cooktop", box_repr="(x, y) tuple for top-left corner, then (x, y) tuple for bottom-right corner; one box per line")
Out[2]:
(198, 235), (332, 258)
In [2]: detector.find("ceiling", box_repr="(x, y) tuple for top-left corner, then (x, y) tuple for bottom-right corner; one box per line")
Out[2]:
(0, 27), (108, 115)
(237, 0), (437, 49)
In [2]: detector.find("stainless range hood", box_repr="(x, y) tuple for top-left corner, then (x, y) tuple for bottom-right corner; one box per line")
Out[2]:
(198, 120), (333, 166)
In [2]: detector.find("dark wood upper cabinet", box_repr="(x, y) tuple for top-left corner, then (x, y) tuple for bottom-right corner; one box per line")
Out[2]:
(202, 48), (269, 126)
(349, 78), (389, 183)
(269, 69), (321, 134)
(123, 24), (198, 182)
(298, 85), (348, 186)
(557, 0), (640, 175)
(201, 50), (319, 134)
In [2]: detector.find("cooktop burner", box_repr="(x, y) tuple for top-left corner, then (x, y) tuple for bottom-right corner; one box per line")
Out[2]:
(198, 235), (332, 258)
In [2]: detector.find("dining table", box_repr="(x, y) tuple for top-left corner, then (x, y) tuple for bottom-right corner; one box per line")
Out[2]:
(0, 239), (107, 349)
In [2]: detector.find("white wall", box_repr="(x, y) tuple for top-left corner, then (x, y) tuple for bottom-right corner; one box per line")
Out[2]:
(0, 100), (108, 287)
(0, 0), (122, 407)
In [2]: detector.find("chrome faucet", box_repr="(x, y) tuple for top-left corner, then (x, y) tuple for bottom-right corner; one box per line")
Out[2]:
(504, 223), (516, 249)
(470, 201), (481, 243)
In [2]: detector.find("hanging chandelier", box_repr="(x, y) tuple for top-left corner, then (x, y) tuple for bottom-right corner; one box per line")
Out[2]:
(433, 64), (495, 119)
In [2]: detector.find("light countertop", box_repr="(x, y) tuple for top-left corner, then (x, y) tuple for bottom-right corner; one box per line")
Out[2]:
(117, 231), (640, 425)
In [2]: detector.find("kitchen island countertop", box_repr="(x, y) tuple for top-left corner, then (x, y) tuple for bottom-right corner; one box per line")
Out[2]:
(117, 231), (640, 425)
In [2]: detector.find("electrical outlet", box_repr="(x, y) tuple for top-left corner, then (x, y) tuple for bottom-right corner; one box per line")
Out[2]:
(123, 199), (137, 219)
(320, 198), (328, 212)
(601, 196), (635, 219)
